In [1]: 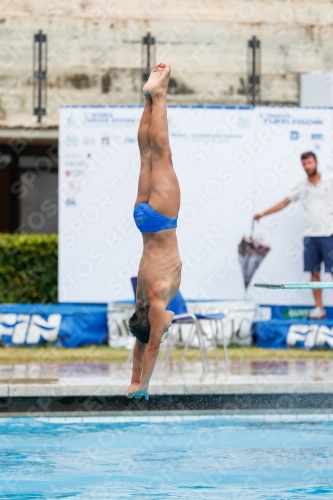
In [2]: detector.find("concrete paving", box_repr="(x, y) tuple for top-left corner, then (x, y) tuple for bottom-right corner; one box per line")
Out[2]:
(1, 360), (333, 398)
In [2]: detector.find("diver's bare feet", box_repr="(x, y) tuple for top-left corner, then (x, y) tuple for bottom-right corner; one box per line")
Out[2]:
(143, 62), (170, 97)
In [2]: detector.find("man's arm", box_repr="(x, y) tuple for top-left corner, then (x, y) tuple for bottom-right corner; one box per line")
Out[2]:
(254, 197), (291, 220)
(138, 300), (165, 392)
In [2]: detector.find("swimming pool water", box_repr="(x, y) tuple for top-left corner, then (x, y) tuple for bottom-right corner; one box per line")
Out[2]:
(0, 415), (333, 499)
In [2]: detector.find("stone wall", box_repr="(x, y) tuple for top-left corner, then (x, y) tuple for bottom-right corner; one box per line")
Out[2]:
(1, 0), (333, 120)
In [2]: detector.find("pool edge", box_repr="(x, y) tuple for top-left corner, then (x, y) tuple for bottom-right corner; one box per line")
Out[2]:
(1, 393), (333, 415)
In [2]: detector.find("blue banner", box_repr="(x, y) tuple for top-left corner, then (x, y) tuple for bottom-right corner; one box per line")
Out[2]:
(267, 304), (333, 320)
(254, 319), (333, 349)
(0, 303), (107, 347)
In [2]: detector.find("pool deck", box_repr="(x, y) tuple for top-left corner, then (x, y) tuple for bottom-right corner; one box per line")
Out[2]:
(0, 360), (333, 415)
(0, 359), (332, 396)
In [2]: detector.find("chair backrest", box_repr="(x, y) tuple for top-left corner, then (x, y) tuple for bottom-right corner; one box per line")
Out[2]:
(130, 277), (187, 315)
(131, 277), (138, 295)
(167, 290), (188, 315)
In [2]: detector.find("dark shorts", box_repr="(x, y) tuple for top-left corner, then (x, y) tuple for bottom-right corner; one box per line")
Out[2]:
(304, 235), (333, 273)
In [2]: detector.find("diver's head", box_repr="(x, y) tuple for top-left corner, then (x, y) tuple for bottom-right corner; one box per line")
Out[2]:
(128, 306), (150, 344)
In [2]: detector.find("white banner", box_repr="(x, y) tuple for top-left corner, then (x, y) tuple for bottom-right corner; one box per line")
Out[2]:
(59, 106), (333, 305)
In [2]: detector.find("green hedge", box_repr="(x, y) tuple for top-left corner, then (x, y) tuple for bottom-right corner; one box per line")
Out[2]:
(0, 234), (58, 303)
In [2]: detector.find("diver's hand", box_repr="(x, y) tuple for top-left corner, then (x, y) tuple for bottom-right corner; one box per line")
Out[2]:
(126, 382), (140, 398)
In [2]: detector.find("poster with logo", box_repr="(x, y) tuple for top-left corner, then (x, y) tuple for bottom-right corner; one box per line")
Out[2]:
(59, 106), (333, 305)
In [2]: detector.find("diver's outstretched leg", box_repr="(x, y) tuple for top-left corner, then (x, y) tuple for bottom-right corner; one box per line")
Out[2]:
(144, 63), (180, 219)
(134, 96), (153, 207)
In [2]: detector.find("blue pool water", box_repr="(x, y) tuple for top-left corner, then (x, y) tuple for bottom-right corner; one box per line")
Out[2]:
(0, 415), (333, 499)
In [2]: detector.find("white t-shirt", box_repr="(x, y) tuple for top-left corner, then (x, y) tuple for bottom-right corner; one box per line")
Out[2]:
(288, 173), (333, 237)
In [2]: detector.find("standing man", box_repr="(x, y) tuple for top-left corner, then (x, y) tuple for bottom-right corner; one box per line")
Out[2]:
(125, 63), (182, 400)
(254, 151), (333, 319)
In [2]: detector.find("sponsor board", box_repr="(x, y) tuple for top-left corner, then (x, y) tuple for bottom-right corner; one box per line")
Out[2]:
(282, 308), (311, 320)
(254, 319), (333, 350)
(0, 304), (108, 347)
(0, 314), (61, 345)
(287, 324), (333, 349)
(59, 106), (333, 303)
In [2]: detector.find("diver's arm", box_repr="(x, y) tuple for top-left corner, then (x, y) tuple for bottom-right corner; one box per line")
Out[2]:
(138, 301), (165, 392)
(131, 339), (146, 384)
(126, 339), (146, 397)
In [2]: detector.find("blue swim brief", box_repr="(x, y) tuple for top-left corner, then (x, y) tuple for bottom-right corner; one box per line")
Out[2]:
(133, 202), (178, 233)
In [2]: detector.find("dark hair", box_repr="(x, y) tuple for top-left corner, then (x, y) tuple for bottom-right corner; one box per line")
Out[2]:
(301, 151), (317, 162)
(128, 306), (150, 344)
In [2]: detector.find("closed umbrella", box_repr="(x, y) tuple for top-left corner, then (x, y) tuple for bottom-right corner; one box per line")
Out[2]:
(238, 220), (271, 290)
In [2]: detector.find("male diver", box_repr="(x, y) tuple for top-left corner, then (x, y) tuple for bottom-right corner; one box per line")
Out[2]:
(126, 63), (182, 400)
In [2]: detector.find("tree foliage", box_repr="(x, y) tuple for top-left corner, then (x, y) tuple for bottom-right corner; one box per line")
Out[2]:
(0, 234), (58, 303)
